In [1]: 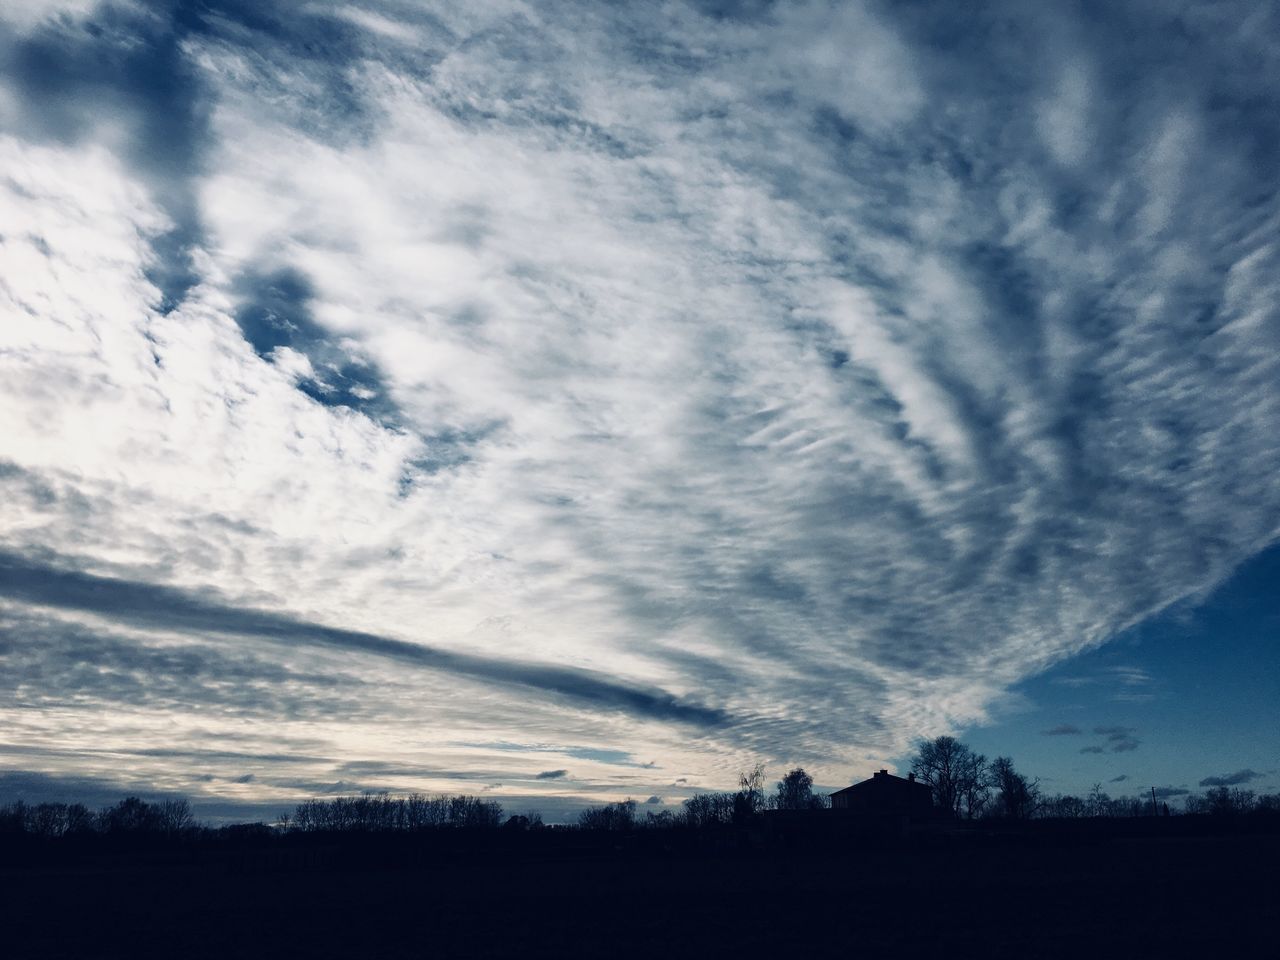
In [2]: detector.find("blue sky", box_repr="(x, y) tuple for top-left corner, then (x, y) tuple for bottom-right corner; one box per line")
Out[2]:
(0, 0), (1277, 820)
(950, 541), (1280, 800)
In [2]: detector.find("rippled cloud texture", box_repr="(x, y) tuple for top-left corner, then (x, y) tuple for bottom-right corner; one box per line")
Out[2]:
(2, 0), (1278, 809)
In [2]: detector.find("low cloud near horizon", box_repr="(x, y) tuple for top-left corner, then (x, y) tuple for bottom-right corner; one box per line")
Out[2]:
(1199, 770), (1262, 788)
(1, 0), (1279, 808)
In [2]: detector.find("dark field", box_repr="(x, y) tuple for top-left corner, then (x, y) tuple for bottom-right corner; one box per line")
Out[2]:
(3, 830), (1277, 958)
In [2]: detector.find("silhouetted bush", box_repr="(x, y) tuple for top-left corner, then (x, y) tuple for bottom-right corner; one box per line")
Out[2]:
(503, 813), (544, 831)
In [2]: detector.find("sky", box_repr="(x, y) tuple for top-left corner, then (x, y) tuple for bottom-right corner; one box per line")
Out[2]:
(0, 0), (1277, 822)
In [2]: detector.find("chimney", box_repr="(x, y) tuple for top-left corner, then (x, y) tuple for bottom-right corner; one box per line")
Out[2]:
(876, 769), (888, 777)
(908, 773), (916, 782)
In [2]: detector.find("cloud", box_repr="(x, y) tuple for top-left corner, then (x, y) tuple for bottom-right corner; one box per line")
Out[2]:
(0, 550), (728, 728)
(1079, 746), (1106, 755)
(645, 795), (662, 805)
(1093, 726), (1141, 753)
(1, 0), (1279, 800)
(1052, 667), (1157, 702)
(1199, 769), (1263, 787)
(1042, 724), (1082, 736)
(1152, 786), (1190, 799)
(1109, 774), (1129, 783)
(535, 769), (568, 781)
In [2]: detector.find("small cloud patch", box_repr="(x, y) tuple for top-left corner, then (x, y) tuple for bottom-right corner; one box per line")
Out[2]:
(1093, 726), (1140, 753)
(1199, 769), (1262, 787)
(535, 769), (568, 780)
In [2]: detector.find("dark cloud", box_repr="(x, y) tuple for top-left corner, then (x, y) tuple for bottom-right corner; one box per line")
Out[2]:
(0, 549), (728, 729)
(1152, 786), (1190, 799)
(0, 609), (362, 722)
(644, 795), (662, 804)
(1079, 746), (1105, 755)
(1042, 724), (1082, 736)
(562, 748), (639, 766)
(1199, 769), (1262, 787)
(336, 760), (507, 781)
(1093, 726), (1141, 753)
(1109, 774), (1129, 783)
(0, 3), (211, 308)
(0, 769), (153, 809)
(232, 266), (403, 427)
(0, 769), (281, 824)
(0, 742), (329, 768)
(0, 0), (417, 312)
(535, 769), (568, 780)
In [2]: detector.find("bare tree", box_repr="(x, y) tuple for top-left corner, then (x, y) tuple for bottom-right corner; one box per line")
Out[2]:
(158, 798), (194, 835)
(577, 799), (636, 830)
(911, 736), (990, 818)
(736, 763), (767, 819)
(1087, 783), (1110, 818)
(99, 797), (164, 835)
(681, 792), (735, 828)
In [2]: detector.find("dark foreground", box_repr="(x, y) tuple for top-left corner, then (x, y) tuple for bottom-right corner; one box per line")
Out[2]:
(3, 829), (1277, 958)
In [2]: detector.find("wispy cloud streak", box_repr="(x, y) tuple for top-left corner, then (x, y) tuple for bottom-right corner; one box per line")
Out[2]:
(0, 551), (726, 728)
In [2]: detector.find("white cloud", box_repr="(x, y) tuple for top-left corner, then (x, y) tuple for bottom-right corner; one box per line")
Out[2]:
(1, 0), (1279, 800)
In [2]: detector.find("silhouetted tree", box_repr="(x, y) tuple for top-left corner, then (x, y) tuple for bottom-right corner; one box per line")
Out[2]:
(1038, 793), (1086, 818)
(1087, 783), (1110, 818)
(64, 803), (94, 835)
(1254, 793), (1280, 814)
(1204, 786), (1255, 816)
(99, 797), (165, 835)
(159, 798), (194, 835)
(643, 809), (676, 829)
(577, 799), (636, 831)
(990, 756), (1038, 820)
(288, 793), (501, 832)
(681, 792), (735, 828)
(0, 801), (27, 835)
(448, 795), (504, 828)
(911, 736), (990, 818)
(503, 813), (544, 830)
(734, 763), (767, 820)
(773, 767), (816, 811)
(28, 803), (71, 838)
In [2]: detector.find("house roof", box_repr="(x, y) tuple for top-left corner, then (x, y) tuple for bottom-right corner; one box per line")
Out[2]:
(830, 769), (930, 796)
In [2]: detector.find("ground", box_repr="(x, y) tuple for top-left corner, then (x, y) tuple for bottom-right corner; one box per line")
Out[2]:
(2, 831), (1276, 957)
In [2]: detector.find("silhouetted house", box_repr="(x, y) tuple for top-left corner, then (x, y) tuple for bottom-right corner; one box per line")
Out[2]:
(829, 769), (934, 820)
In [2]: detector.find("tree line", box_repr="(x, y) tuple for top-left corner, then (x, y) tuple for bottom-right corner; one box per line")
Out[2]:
(286, 793), (512, 832)
(577, 766), (828, 831)
(4, 742), (1276, 841)
(910, 736), (1280, 821)
(0, 796), (194, 839)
